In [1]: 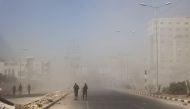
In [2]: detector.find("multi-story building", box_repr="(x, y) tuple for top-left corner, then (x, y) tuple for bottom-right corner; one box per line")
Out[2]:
(149, 17), (190, 85)
(33, 60), (51, 76)
(2, 59), (21, 78)
(0, 57), (50, 80)
(0, 61), (4, 74)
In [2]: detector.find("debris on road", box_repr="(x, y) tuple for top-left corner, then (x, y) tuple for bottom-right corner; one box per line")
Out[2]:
(14, 91), (68, 109)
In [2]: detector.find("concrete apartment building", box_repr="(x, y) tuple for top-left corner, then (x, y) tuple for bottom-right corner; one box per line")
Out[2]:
(149, 17), (190, 85)
(0, 59), (21, 78)
(0, 57), (50, 80)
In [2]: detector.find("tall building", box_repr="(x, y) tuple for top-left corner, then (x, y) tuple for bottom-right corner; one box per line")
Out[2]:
(149, 17), (190, 85)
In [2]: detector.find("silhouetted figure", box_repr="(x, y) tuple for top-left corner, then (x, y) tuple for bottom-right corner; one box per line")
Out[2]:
(12, 85), (16, 95)
(73, 83), (79, 100)
(82, 83), (88, 100)
(18, 84), (22, 95)
(27, 84), (31, 95)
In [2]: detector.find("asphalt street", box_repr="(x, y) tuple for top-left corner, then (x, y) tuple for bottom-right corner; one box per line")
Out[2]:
(50, 89), (185, 109)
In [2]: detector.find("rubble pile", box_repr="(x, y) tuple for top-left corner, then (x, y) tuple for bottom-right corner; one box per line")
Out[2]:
(16, 91), (66, 109)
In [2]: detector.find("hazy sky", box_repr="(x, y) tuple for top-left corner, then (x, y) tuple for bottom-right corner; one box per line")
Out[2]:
(0, 0), (190, 83)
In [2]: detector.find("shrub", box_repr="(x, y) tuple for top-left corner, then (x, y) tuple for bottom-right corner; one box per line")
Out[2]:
(162, 81), (189, 95)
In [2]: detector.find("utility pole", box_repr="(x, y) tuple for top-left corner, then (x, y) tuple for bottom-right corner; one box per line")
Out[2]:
(18, 49), (29, 85)
(139, 2), (172, 92)
(186, 80), (190, 96)
(144, 70), (147, 90)
(19, 58), (22, 84)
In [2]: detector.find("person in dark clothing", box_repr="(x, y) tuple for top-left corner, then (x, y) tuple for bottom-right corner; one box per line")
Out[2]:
(73, 83), (79, 100)
(18, 84), (22, 95)
(12, 85), (16, 95)
(27, 84), (31, 95)
(82, 83), (88, 100)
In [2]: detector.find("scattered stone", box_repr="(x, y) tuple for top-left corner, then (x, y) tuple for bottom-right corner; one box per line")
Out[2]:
(22, 91), (66, 109)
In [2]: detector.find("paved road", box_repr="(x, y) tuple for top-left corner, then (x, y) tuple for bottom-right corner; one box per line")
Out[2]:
(50, 89), (185, 109)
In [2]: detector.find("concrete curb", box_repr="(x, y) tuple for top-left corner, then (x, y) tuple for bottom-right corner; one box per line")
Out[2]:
(43, 93), (69, 109)
(128, 90), (190, 105)
(20, 91), (71, 109)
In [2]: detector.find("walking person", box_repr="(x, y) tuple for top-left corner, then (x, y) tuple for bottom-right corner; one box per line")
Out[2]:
(18, 84), (22, 95)
(12, 85), (16, 95)
(73, 83), (79, 100)
(27, 84), (31, 95)
(82, 83), (88, 100)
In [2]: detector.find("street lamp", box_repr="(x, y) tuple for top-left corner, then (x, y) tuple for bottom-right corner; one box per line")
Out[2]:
(139, 2), (172, 92)
(18, 49), (29, 84)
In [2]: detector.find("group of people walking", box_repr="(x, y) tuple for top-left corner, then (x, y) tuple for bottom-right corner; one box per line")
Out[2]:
(12, 84), (31, 95)
(73, 83), (88, 100)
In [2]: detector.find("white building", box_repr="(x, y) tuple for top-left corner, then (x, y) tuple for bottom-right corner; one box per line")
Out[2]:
(149, 17), (190, 84)
(0, 58), (29, 79)
(0, 57), (50, 80)
(0, 61), (4, 74)
(3, 59), (20, 78)
(33, 60), (50, 76)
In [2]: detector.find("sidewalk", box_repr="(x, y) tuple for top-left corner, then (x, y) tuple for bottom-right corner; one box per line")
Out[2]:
(5, 93), (45, 99)
(18, 91), (70, 109)
(1, 90), (70, 109)
(8, 96), (43, 105)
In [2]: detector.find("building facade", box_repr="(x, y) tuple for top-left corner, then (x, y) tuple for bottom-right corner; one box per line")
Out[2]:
(149, 17), (190, 85)
(0, 57), (50, 80)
